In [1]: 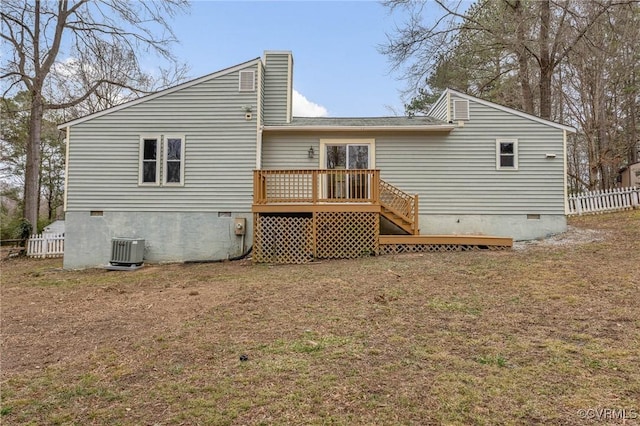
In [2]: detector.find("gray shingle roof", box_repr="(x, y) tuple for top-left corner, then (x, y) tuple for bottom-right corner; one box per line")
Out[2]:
(266, 116), (447, 127)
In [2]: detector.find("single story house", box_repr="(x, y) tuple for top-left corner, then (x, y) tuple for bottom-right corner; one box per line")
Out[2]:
(59, 51), (576, 268)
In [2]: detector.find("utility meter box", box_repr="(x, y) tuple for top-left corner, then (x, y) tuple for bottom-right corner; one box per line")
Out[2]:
(234, 217), (246, 235)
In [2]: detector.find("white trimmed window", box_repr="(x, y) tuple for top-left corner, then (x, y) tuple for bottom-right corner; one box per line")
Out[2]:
(496, 139), (518, 170)
(139, 136), (160, 185)
(139, 134), (186, 186)
(163, 135), (185, 185)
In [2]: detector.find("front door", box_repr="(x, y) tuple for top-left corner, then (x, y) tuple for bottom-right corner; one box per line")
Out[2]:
(325, 144), (370, 199)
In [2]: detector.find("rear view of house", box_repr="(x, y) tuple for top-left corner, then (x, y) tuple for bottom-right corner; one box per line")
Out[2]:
(60, 51), (575, 268)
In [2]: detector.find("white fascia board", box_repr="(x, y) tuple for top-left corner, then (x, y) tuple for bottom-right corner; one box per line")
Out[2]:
(262, 50), (293, 57)
(263, 124), (456, 132)
(256, 62), (263, 170)
(286, 53), (293, 123)
(63, 126), (70, 211)
(261, 50), (294, 67)
(58, 57), (262, 129)
(446, 88), (577, 133)
(427, 90), (449, 117)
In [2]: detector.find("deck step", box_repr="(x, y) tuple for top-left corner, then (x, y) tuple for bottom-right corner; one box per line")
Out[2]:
(380, 206), (415, 235)
(379, 235), (513, 247)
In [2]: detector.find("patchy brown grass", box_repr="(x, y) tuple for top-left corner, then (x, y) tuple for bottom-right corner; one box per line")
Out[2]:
(1, 211), (639, 425)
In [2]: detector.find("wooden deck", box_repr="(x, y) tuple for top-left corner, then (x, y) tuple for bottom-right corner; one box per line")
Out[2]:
(379, 235), (512, 256)
(252, 169), (511, 263)
(252, 203), (380, 213)
(253, 169), (419, 232)
(253, 169), (381, 205)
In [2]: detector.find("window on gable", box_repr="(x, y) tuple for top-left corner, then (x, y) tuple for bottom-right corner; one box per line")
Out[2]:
(239, 70), (255, 92)
(163, 136), (185, 185)
(496, 139), (518, 170)
(140, 136), (160, 185)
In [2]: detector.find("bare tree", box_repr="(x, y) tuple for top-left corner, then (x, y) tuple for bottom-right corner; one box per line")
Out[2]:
(563, 1), (640, 189)
(383, 0), (639, 190)
(1, 92), (62, 230)
(382, 0), (619, 120)
(1, 0), (189, 229)
(48, 39), (189, 120)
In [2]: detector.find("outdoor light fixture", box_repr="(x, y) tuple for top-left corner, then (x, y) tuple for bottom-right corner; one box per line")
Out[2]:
(308, 146), (315, 159)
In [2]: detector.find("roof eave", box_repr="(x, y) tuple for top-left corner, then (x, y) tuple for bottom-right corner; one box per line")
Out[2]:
(263, 124), (456, 132)
(445, 88), (577, 133)
(58, 57), (262, 130)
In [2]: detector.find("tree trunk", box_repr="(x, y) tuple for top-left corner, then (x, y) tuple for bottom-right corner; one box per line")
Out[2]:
(48, 188), (54, 221)
(627, 65), (638, 164)
(538, 0), (552, 120)
(24, 92), (43, 229)
(513, 0), (535, 114)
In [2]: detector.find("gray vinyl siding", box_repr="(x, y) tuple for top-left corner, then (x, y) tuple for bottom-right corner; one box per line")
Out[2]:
(263, 53), (291, 124)
(263, 99), (565, 215)
(66, 64), (259, 213)
(263, 131), (388, 170)
(262, 133), (320, 169)
(378, 96), (566, 215)
(429, 94), (448, 122)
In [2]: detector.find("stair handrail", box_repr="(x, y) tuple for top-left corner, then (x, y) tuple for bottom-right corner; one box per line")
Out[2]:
(379, 179), (418, 232)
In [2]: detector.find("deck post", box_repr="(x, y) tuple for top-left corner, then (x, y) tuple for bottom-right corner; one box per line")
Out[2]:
(372, 170), (380, 204)
(253, 171), (259, 203)
(413, 194), (419, 235)
(312, 170), (318, 203)
(263, 171), (268, 202)
(312, 211), (317, 258)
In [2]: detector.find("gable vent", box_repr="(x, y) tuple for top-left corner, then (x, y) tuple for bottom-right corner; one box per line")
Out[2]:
(239, 70), (255, 92)
(453, 99), (470, 120)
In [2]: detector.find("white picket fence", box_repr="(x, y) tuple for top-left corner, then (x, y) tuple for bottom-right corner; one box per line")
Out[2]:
(567, 186), (640, 215)
(26, 233), (65, 258)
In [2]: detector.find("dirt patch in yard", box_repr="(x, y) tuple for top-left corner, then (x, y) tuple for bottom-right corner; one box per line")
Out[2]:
(2, 261), (245, 373)
(513, 225), (606, 250)
(1, 211), (639, 425)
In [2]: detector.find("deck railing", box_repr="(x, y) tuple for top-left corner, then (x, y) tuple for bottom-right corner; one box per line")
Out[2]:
(379, 179), (419, 233)
(253, 169), (381, 204)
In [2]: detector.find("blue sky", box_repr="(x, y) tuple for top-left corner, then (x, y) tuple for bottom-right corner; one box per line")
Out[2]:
(171, 1), (422, 117)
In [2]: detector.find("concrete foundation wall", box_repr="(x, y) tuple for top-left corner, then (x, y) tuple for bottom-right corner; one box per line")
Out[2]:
(64, 211), (252, 269)
(419, 214), (567, 241)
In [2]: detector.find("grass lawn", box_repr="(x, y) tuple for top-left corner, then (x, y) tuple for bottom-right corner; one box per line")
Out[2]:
(1, 211), (639, 425)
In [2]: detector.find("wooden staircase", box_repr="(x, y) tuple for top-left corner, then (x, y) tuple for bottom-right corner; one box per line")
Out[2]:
(379, 179), (419, 235)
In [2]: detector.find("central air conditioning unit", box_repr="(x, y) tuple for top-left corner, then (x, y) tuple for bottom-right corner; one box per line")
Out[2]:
(110, 237), (145, 267)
